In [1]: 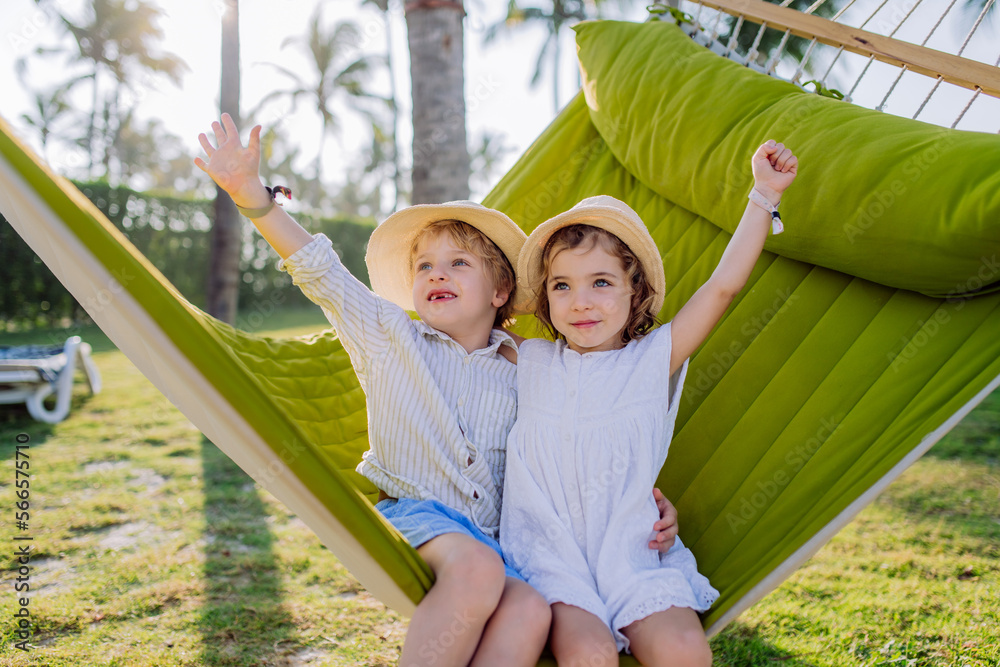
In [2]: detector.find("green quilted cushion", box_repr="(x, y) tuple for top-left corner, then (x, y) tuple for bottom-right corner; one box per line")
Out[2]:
(573, 19), (1000, 298)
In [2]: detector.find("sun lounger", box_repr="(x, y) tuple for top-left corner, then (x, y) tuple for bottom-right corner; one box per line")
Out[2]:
(0, 335), (101, 423)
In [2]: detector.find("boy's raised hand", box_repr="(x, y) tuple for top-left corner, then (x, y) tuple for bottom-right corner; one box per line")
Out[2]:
(751, 140), (797, 204)
(194, 113), (267, 206)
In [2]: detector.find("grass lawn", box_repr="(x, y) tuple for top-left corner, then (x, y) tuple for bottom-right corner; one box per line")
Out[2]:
(1, 309), (997, 666)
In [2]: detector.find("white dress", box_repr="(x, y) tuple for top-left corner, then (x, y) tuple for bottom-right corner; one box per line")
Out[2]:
(499, 324), (719, 652)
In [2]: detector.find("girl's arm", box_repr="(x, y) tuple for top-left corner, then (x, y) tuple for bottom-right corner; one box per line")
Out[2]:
(194, 113), (314, 259)
(669, 140), (798, 375)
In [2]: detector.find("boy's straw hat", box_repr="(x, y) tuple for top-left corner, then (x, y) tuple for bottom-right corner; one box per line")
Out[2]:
(366, 201), (527, 312)
(518, 195), (665, 315)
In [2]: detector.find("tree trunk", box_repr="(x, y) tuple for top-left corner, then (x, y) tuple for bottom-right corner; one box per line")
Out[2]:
(207, 0), (242, 324)
(405, 0), (470, 204)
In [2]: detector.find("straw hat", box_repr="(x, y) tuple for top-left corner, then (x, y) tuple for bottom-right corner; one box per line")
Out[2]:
(518, 195), (665, 315)
(366, 201), (527, 312)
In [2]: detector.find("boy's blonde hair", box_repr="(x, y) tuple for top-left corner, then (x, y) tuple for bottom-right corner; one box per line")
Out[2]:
(410, 219), (518, 327)
(533, 224), (657, 344)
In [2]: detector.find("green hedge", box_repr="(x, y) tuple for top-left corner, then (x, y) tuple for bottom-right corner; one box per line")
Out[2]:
(1, 181), (375, 331)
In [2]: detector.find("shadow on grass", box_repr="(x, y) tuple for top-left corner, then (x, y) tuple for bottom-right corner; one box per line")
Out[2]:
(710, 621), (821, 666)
(199, 436), (297, 665)
(0, 407), (56, 463)
(925, 388), (1000, 464)
(1, 323), (111, 453)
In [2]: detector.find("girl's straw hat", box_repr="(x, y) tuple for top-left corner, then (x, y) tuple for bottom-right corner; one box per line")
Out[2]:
(518, 195), (665, 314)
(366, 201), (528, 312)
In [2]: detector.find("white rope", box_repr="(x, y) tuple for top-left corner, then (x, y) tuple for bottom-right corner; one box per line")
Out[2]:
(747, 20), (768, 64)
(954, 0), (996, 58)
(795, 0), (860, 84)
(792, 38), (820, 84)
(913, 77), (944, 120)
(766, 29), (793, 75)
(725, 14), (745, 58)
(920, 0), (961, 47)
(876, 65), (907, 111)
(914, 0), (994, 121)
(745, 0), (795, 65)
(951, 47), (1000, 129)
(854, 0), (894, 30)
(846, 55), (877, 100)
(820, 0), (892, 88)
(909, 0), (962, 119)
(831, 0), (860, 20)
(692, 1), (705, 27)
(709, 4), (726, 42)
(891, 0), (926, 36)
(952, 88), (982, 129)
(848, 0), (931, 102)
(766, 0), (822, 77)
(874, 0), (927, 110)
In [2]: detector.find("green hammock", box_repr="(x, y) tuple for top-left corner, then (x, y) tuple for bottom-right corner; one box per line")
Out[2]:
(2, 17), (998, 663)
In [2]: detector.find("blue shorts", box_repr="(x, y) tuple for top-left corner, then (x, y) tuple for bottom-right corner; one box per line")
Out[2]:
(375, 497), (524, 581)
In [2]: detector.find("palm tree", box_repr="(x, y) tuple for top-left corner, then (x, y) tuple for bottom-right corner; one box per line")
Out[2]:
(483, 0), (590, 114)
(254, 7), (383, 182)
(33, 0), (186, 177)
(363, 0), (405, 209)
(18, 86), (73, 165)
(405, 0), (470, 204)
(207, 0), (242, 324)
(469, 130), (515, 199)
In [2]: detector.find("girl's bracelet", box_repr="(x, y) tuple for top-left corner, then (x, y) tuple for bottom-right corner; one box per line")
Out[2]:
(748, 187), (783, 235)
(235, 185), (292, 219)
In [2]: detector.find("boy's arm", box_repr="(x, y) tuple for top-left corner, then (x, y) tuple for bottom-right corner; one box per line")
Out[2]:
(669, 141), (798, 375)
(195, 114), (400, 369)
(194, 114), (313, 259)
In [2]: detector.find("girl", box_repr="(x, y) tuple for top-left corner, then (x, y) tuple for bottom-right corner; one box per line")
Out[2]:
(500, 140), (798, 666)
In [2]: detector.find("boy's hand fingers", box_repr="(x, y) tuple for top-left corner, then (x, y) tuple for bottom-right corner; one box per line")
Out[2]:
(248, 124), (262, 150)
(221, 113), (239, 136)
(193, 156), (207, 172)
(198, 133), (215, 157)
(212, 121), (226, 146)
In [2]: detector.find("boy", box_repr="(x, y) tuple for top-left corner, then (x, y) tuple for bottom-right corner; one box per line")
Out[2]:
(195, 114), (678, 666)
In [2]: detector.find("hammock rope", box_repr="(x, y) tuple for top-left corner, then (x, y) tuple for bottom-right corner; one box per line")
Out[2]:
(671, 0), (1000, 131)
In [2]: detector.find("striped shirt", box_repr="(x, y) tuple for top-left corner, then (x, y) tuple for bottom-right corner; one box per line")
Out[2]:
(279, 234), (518, 537)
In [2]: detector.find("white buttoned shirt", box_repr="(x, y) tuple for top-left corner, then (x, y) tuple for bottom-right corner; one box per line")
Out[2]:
(279, 234), (517, 537)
